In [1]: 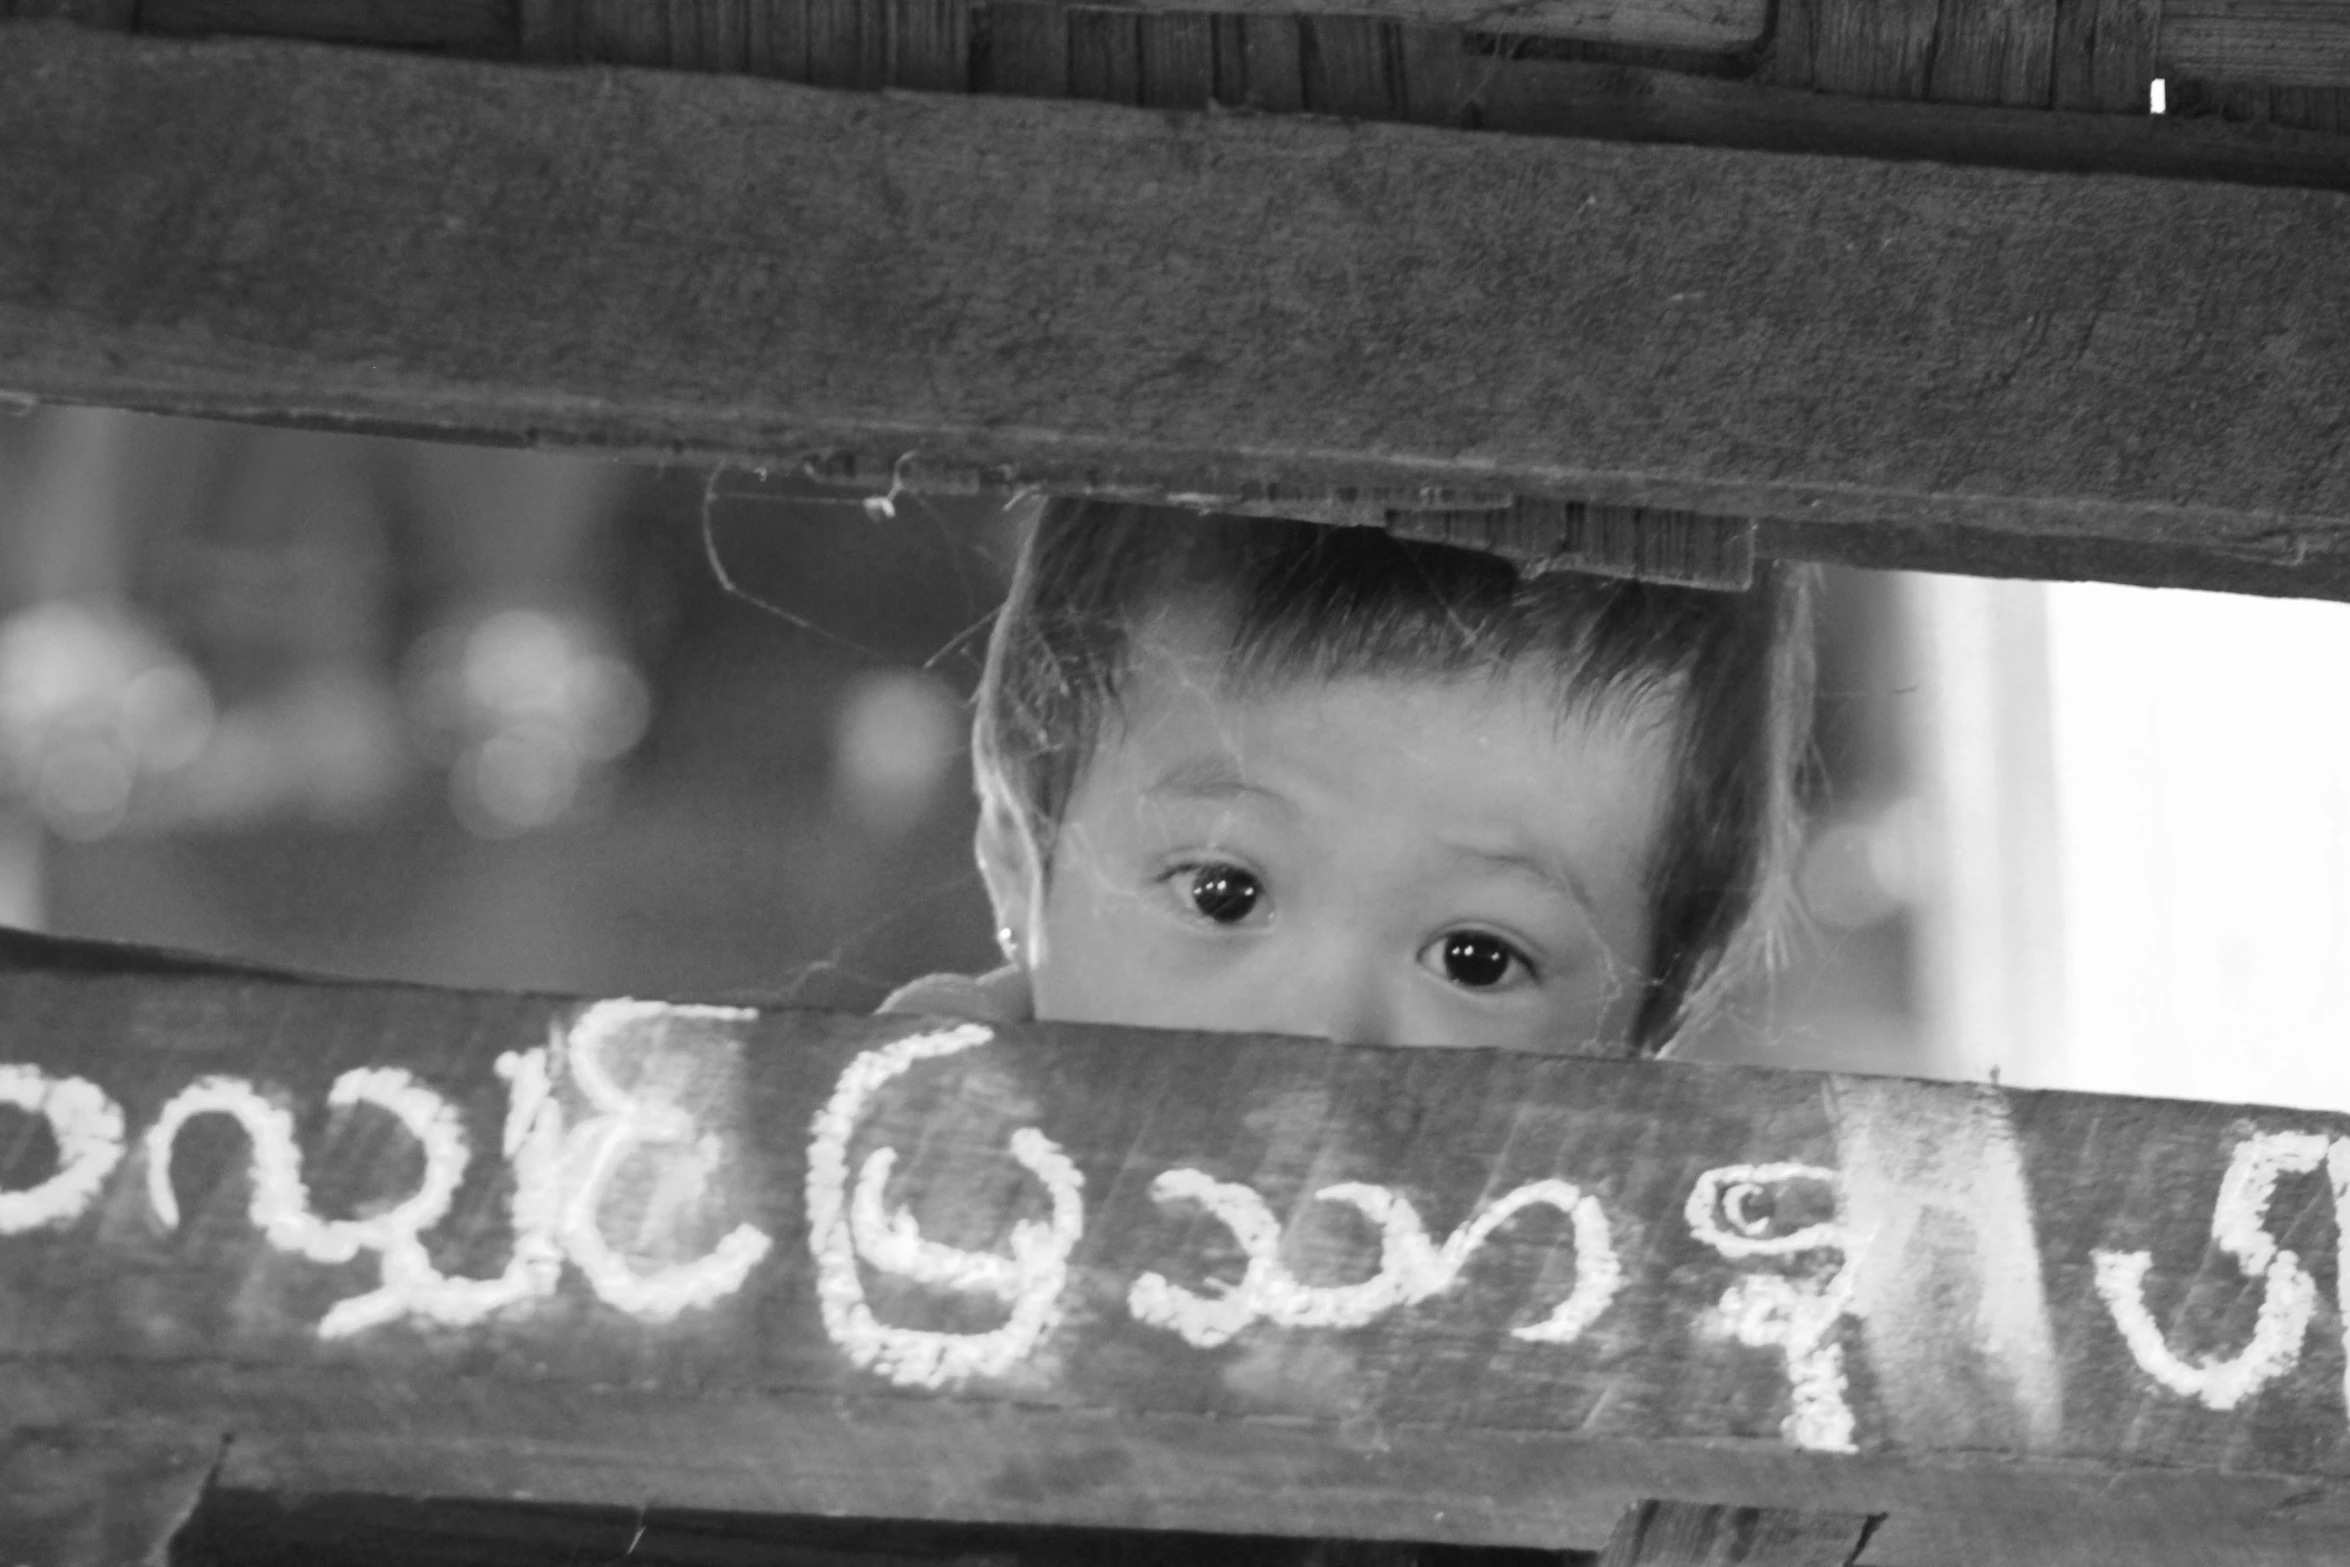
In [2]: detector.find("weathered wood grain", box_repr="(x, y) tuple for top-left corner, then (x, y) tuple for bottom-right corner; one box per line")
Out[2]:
(1228, 12), (1311, 107)
(1391, 501), (1757, 589)
(3, 25), (2348, 600)
(1598, 1501), (1875, 1566)
(7, 929), (2350, 1564)
(51, 0), (2349, 196)
(173, 1488), (1574, 1565)
(1054, 0), (1763, 50)
(1463, 53), (2349, 187)
(2047, 0), (2159, 109)
(1068, 4), (1146, 98)
(1139, 11), (1218, 106)
(1300, 14), (1406, 114)
(2163, 0), (2350, 87)
(138, 0), (516, 48)
(44, 0), (1770, 49)
(2, 1426), (219, 1567)
(0, 0), (137, 25)
(981, 0), (1073, 94)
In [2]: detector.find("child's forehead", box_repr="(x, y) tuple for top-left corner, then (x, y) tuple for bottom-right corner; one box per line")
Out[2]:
(1094, 596), (1678, 935)
(1120, 593), (1674, 737)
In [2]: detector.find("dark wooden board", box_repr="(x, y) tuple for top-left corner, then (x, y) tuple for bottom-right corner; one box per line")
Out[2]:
(2, 24), (2349, 601)
(7, 928), (2350, 1564)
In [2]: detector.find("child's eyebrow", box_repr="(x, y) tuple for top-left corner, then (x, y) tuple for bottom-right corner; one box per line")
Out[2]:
(1141, 754), (1286, 807)
(1441, 841), (1600, 923)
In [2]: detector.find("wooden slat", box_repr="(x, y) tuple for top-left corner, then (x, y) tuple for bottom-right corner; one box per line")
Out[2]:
(1230, 12), (1309, 108)
(890, 0), (970, 90)
(65, 0), (1769, 50)
(2162, 0), (2350, 86)
(1049, 0), (1764, 50)
(1138, 11), (1217, 107)
(11, 928), (2350, 1564)
(1299, 14), (1405, 116)
(1067, 2), (1144, 98)
(4, 26), (2350, 597)
(2048, 0), (2159, 110)
(0, 0), (138, 26)
(1786, 0), (1945, 99)
(981, 1), (1072, 95)
(804, 0), (890, 86)
(139, 0), (517, 49)
(1462, 55), (2349, 192)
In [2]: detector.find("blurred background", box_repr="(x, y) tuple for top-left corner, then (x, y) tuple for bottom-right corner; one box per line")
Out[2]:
(2, 404), (2343, 1113)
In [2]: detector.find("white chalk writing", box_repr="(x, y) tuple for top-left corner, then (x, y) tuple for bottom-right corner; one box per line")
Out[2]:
(557, 1000), (774, 1323)
(806, 1024), (1085, 1389)
(0, 1064), (125, 1234)
(1128, 1172), (1619, 1348)
(140, 1001), (772, 1336)
(2093, 1129), (2341, 1412)
(320, 1047), (566, 1337)
(1688, 1162), (1856, 1453)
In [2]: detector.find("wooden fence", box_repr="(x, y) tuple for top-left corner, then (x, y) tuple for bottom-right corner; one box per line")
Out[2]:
(2, 0), (2347, 1560)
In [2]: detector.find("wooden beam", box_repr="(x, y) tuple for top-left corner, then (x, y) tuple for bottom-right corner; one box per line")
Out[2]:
(9, 927), (2350, 1564)
(1, 25), (2346, 596)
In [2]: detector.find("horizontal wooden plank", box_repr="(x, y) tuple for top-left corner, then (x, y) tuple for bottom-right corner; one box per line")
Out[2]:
(2162, 0), (2350, 87)
(9, 930), (2350, 1564)
(2, 26), (2349, 596)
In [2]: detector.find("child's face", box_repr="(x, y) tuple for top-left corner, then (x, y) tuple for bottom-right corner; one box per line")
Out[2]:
(987, 603), (1675, 1055)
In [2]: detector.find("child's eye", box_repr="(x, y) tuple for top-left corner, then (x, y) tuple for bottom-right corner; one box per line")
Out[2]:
(1183, 863), (1262, 924)
(1427, 930), (1532, 991)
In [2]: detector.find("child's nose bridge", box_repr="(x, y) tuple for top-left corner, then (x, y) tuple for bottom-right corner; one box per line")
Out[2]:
(1276, 936), (1404, 1048)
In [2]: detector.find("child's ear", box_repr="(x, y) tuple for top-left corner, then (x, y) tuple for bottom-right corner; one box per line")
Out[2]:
(974, 791), (1041, 953)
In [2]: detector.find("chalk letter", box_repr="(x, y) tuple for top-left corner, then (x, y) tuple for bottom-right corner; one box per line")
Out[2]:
(808, 1024), (1084, 1388)
(0, 1064), (124, 1234)
(319, 1054), (568, 1337)
(1688, 1162), (1856, 1453)
(2093, 1128), (2326, 1411)
(1129, 1173), (1619, 1348)
(148, 1076), (349, 1260)
(556, 1000), (774, 1323)
(146, 1068), (531, 1337)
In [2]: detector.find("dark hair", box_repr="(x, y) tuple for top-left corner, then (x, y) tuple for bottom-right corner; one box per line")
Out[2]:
(973, 498), (1815, 1054)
